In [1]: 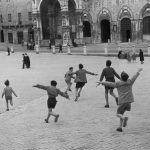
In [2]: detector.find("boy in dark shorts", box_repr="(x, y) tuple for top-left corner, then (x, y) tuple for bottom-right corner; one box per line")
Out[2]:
(98, 60), (120, 108)
(64, 67), (75, 92)
(72, 64), (97, 102)
(98, 68), (142, 132)
(2, 80), (18, 111)
(33, 80), (69, 123)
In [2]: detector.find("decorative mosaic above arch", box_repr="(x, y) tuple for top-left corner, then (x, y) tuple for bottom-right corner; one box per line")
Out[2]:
(81, 9), (92, 24)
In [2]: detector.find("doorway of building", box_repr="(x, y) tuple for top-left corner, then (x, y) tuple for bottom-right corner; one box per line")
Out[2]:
(101, 19), (110, 43)
(1, 30), (4, 42)
(83, 21), (91, 37)
(8, 33), (13, 43)
(143, 16), (150, 41)
(121, 18), (131, 42)
(17, 31), (23, 44)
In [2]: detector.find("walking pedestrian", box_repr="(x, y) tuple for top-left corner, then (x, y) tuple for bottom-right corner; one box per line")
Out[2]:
(97, 60), (120, 108)
(33, 80), (70, 123)
(59, 43), (63, 53)
(72, 64), (98, 102)
(98, 68), (143, 132)
(139, 49), (144, 64)
(64, 67), (75, 93)
(25, 53), (30, 68)
(49, 39), (51, 49)
(22, 54), (26, 69)
(7, 46), (10, 56)
(2, 80), (18, 111)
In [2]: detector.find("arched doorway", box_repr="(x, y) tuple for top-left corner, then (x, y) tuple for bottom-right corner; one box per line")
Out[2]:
(40, 0), (61, 43)
(101, 19), (110, 43)
(143, 16), (150, 41)
(83, 21), (91, 37)
(121, 18), (131, 42)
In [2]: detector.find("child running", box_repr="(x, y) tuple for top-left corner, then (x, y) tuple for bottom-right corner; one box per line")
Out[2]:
(33, 80), (69, 123)
(98, 60), (120, 108)
(72, 64), (97, 102)
(97, 68), (142, 132)
(2, 80), (18, 111)
(64, 67), (75, 93)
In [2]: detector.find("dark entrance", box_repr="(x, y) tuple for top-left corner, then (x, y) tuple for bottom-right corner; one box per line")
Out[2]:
(143, 16), (150, 34)
(101, 19), (110, 43)
(1, 30), (4, 42)
(8, 33), (13, 43)
(40, 0), (61, 43)
(121, 18), (131, 42)
(83, 21), (91, 37)
(17, 31), (23, 44)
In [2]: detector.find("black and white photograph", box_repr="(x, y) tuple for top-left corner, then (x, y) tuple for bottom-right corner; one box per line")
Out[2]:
(0, 0), (149, 149)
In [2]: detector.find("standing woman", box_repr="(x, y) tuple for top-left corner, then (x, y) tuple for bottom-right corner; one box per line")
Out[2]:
(139, 49), (144, 64)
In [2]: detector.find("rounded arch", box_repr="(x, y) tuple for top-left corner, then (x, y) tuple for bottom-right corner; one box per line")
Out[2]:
(40, 0), (62, 40)
(117, 5), (133, 21)
(38, 0), (62, 11)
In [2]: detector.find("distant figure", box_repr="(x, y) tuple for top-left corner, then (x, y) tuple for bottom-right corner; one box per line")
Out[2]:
(64, 67), (75, 93)
(7, 46), (10, 56)
(139, 49), (144, 64)
(25, 53), (30, 68)
(59, 43), (63, 53)
(49, 39), (51, 49)
(118, 50), (122, 59)
(2, 80), (17, 111)
(22, 54), (26, 69)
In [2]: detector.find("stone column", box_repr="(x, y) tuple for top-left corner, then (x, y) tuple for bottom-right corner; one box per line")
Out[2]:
(32, 10), (41, 53)
(48, 7), (55, 45)
(61, 6), (70, 46)
(75, 9), (83, 45)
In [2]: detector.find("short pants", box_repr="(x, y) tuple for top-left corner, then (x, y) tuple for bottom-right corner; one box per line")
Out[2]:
(47, 97), (57, 109)
(117, 103), (131, 115)
(76, 82), (86, 88)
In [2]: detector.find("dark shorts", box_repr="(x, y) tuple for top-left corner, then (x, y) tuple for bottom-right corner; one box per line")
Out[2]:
(47, 98), (57, 109)
(105, 86), (114, 92)
(117, 103), (131, 115)
(5, 96), (12, 102)
(76, 82), (86, 88)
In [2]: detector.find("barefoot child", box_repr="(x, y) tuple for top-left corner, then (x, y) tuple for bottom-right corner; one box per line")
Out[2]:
(2, 80), (17, 111)
(64, 67), (75, 92)
(33, 80), (69, 123)
(99, 60), (120, 108)
(72, 64), (97, 102)
(97, 68), (142, 132)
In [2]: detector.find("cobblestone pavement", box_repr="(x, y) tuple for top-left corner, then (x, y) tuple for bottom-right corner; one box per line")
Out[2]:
(0, 51), (150, 150)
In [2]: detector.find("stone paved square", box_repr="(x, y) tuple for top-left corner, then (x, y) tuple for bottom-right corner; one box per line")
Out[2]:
(0, 51), (150, 150)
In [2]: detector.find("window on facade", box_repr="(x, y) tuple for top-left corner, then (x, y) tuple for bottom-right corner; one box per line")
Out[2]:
(18, 13), (22, 24)
(6, 0), (10, 2)
(8, 14), (11, 22)
(0, 15), (3, 23)
(28, 12), (32, 21)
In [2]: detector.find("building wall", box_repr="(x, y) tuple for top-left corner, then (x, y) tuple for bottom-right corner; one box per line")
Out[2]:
(0, 0), (32, 44)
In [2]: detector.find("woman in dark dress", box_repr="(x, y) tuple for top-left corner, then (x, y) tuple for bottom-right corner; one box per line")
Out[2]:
(139, 49), (144, 64)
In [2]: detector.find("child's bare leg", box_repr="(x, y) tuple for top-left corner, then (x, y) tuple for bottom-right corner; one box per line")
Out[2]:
(10, 99), (13, 106)
(110, 90), (118, 105)
(105, 90), (109, 106)
(6, 100), (9, 110)
(78, 88), (82, 97)
(45, 108), (58, 123)
(116, 113), (124, 131)
(75, 88), (79, 101)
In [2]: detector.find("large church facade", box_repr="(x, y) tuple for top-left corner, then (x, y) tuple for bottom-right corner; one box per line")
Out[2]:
(32, 0), (150, 46)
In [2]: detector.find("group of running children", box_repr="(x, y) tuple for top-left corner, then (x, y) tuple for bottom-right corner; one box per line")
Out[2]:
(2, 60), (142, 132)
